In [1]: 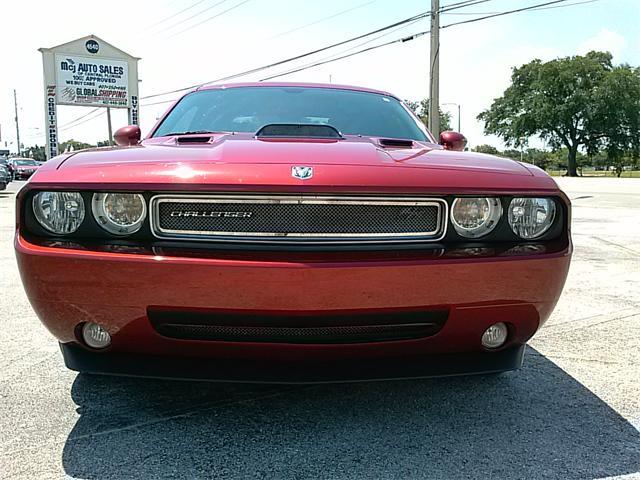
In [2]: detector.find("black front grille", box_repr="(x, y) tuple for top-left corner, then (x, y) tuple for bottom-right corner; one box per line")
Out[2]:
(149, 309), (447, 344)
(151, 196), (445, 243)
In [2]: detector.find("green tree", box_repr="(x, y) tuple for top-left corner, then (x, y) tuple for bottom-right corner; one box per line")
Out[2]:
(477, 51), (640, 176)
(405, 99), (452, 133)
(502, 149), (523, 161)
(521, 148), (552, 170)
(472, 144), (500, 155)
(58, 139), (95, 153)
(473, 145), (556, 171)
(593, 66), (640, 176)
(25, 145), (46, 162)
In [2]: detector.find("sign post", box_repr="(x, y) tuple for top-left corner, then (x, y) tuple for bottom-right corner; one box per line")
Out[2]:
(39, 35), (140, 160)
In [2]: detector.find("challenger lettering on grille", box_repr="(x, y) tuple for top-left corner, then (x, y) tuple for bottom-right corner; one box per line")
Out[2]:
(170, 211), (253, 218)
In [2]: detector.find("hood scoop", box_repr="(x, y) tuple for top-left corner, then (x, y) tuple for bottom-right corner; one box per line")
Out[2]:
(256, 123), (343, 139)
(378, 138), (415, 149)
(176, 136), (214, 144)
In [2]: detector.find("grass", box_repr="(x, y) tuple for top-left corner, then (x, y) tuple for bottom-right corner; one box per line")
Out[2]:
(547, 170), (640, 178)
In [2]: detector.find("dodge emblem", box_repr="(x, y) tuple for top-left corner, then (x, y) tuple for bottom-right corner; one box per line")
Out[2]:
(292, 166), (313, 180)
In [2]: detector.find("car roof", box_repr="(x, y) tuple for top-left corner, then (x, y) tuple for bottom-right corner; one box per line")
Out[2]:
(196, 82), (399, 99)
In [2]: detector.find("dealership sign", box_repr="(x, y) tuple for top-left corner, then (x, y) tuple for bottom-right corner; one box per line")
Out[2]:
(39, 35), (140, 159)
(46, 85), (58, 159)
(56, 55), (129, 107)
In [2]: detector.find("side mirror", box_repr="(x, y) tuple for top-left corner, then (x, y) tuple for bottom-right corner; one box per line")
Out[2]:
(439, 131), (467, 152)
(114, 125), (141, 146)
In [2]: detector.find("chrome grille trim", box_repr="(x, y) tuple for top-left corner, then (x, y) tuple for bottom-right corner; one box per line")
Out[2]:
(150, 195), (448, 244)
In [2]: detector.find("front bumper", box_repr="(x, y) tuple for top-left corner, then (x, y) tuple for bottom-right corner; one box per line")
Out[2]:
(60, 342), (526, 383)
(16, 234), (571, 381)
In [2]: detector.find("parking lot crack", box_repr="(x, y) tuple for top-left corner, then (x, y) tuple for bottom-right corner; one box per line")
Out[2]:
(592, 236), (640, 257)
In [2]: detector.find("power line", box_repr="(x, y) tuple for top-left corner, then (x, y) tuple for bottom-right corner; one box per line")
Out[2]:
(259, 4), (493, 82)
(146, 0), (209, 30)
(442, 0), (599, 14)
(260, 0), (591, 81)
(140, 10), (435, 100)
(260, 32), (429, 81)
(259, 17), (426, 82)
(530, 0), (600, 10)
(139, 14), (427, 106)
(258, 3), (440, 82)
(169, 0), (253, 38)
(57, 107), (101, 128)
(59, 110), (106, 133)
(142, 98), (179, 107)
(142, 0), (493, 100)
(190, 2), (484, 86)
(441, 0), (578, 29)
(440, 0), (490, 8)
(154, 0), (231, 35)
(255, 10), (429, 84)
(268, 0), (377, 40)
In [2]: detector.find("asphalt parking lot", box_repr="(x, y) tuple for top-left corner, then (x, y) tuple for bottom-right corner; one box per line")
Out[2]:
(0, 178), (638, 480)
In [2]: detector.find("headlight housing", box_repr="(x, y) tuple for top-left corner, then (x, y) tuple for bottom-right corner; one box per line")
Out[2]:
(508, 197), (556, 239)
(450, 197), (502, 238)
(32, 191), (85, 234)
(92, 193), (147, 235)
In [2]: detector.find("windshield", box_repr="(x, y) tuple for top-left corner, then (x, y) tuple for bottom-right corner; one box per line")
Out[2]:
(153, 87), (429, 141)
(16, 160), (38, 166)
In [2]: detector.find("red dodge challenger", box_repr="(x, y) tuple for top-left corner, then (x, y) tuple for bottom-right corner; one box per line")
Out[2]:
(15, 83), (571, 382)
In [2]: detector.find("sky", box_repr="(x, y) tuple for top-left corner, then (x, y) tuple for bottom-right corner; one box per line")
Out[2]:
(0, 0), (639, 154)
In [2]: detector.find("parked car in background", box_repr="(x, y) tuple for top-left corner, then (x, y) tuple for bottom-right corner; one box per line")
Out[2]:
(15, 82), (571, 383)
(0, 158), (15, 181)
(13, 158), (41, 180)
(0, 164), (9, 190)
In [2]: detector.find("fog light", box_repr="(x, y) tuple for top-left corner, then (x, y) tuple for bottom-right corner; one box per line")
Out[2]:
(81, 322), (111, 349)
(481, 322), (508, 349)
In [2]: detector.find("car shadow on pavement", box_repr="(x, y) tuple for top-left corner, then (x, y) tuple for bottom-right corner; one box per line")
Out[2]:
(62, 346), (640, 479)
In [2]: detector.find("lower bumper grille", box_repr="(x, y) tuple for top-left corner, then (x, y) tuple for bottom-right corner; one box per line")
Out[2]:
(149, 309), (447, 344)
(150, 195), (447, 244)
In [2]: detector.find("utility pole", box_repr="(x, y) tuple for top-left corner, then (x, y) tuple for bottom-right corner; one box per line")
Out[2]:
(14, 89), (21, 156)
(428, 0), (440, 139)
(107, 107), (113, 145)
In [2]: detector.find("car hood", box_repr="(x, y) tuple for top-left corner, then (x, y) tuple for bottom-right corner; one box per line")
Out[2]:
(36, 134), (557, 193)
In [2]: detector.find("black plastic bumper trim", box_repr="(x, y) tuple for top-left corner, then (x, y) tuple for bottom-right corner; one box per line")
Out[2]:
(60, 343), (526, 384)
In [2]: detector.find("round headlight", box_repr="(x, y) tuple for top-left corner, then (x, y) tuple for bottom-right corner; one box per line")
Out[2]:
(451, 197), (502, 238)
(92, 193), (147, 235)
(32, 191), (85, 234)
(508, 197), (556, 239)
